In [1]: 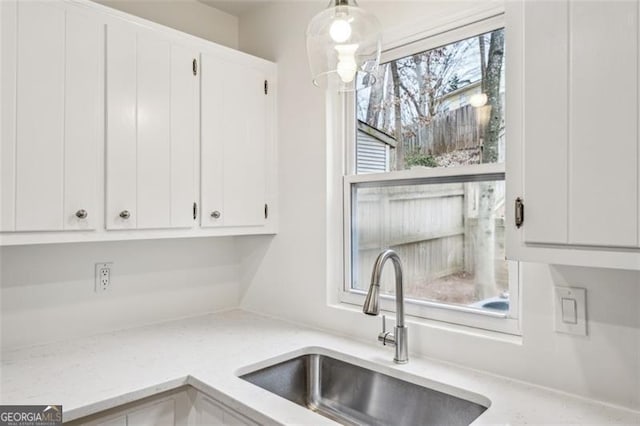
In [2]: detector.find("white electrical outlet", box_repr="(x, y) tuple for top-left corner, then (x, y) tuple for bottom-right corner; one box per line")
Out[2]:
(95, 262), (113, 293)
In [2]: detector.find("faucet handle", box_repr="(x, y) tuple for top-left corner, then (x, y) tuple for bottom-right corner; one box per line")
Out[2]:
(378, 315), (396, 347)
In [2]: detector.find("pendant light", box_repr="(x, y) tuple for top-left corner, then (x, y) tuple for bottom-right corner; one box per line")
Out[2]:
(306, 0), (382, 92)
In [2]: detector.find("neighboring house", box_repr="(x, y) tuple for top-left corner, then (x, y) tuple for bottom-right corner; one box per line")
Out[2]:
(356, 120), (397, 174)
(438, 80), (482, 113)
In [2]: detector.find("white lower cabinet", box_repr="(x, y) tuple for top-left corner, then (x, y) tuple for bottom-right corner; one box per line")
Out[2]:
(194, 391), (257, 426)
(93, 417), (126, 426)
(77, 389), (189, 426)
(72, 387), (257, 426)
(126, 398), (177, 426)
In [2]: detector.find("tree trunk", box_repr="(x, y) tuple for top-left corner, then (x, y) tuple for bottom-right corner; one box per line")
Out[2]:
(390, 61), (404, 170)
(381, 64), (393, 132)
(482, 30), (504, 163)
(412, 53), (425, 153)
(475, 181), (497, 300)
(474, 29), (504, 301)
(365, 65), (386, 128)
(479, 34), (487, 91)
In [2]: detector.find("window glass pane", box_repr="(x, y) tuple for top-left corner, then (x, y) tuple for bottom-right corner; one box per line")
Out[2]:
(355, 28), (505, 174)
(351, 178), (509, 312)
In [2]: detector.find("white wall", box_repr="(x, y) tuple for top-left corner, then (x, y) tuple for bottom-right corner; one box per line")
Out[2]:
(93, 0), (239, 48)
(0, 0), (244, 351)
(237, 1), (640, 410)
(0, 238), (242, 350)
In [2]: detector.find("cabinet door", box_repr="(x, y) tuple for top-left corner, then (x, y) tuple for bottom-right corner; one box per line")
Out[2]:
(136, 32), (173, 230)
(170, 45), (199, 228)
(14, 0), (64, 231)
(0, 1), (101, 232)
(106, 24), (198, 230)
(1, 0), (18, 231)
(521, 0), (568, 245)
(195, 393), (257, 426)
(196, 394), (225, 424)
(63, 7), (103, 231)
(76, 389), (191, 426)
(201, 52), (272, 228)
(105, 23), (137, 230)
(521, 0), (639, 248)
(567, 1), (638, 247)
(94, 415), (126, 426)
(126, 399), (175, 426)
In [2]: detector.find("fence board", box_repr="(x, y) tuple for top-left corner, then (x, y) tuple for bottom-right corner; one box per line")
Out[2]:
(406, 104), (483, 156)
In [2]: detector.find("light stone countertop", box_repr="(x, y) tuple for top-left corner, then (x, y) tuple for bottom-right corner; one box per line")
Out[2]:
(1, 310), (639, 425)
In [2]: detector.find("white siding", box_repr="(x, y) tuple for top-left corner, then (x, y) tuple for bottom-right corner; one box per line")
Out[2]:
(356, 132), (388, 174)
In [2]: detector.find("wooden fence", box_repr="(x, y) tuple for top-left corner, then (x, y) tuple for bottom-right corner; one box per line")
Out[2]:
(404, 104), (483, 156)
(352, 182), (507, 298)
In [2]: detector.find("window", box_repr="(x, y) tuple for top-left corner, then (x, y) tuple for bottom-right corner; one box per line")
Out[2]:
(342, 17), (519, 334)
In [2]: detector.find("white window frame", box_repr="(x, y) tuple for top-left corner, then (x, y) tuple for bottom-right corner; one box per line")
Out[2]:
(338, 11), (521, 336)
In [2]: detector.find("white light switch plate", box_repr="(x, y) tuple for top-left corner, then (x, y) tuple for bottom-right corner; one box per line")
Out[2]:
(554, 287), (587, 336)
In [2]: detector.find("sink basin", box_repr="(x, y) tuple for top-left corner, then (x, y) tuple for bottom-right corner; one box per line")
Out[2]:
(239, 353), (488, 426)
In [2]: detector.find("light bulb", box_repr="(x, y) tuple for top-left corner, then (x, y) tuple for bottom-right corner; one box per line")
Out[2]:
(329, 18), (352, 43)
(335, 44), (359, 83)
(469, 93), (488, 108)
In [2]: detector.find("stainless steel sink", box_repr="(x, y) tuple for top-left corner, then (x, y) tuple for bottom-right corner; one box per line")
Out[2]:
(239, 353), (488, 426)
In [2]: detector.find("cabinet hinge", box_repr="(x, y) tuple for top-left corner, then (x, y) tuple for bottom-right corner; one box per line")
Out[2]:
(515, 197), (524, 229)
(193, 58), (198, 76)
(264, 203), (268, 219)
(193, 202), (198, 220)
(264, 80), (268, 95)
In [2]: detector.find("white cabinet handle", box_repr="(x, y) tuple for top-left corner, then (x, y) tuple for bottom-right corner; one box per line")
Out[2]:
(75, 209), (88, 219)
(211, 211), (221, 219)
(119, 210), (131, 219)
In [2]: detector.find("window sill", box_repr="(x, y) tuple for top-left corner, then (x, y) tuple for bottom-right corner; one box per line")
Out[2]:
(327, 300), (524, 346)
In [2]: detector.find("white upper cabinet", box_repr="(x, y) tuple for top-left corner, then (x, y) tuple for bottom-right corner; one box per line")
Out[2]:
(506, 0), (640, 269)
(567, 2), (638, 248)
(200, 50), (276, 229)
(0, 0), (277, 245)
(1, 0), (102, 232)
(105, 23), (199, 230)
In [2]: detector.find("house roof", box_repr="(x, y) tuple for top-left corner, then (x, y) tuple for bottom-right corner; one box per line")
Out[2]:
(357, 120), (397, 148)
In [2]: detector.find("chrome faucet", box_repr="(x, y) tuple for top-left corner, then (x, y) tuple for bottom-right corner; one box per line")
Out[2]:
(363, 249), (408, 364)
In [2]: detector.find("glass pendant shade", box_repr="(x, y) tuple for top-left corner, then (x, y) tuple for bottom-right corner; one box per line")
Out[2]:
(306, 0), (382, 92)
